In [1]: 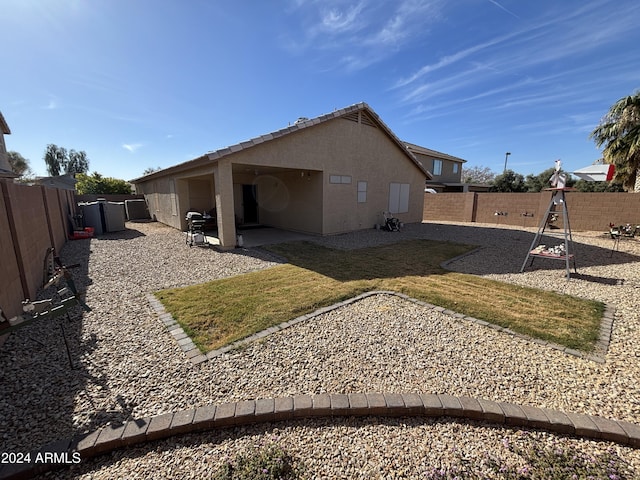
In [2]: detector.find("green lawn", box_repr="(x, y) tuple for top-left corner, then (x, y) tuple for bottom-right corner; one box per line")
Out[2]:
(155, 239), (604, 353)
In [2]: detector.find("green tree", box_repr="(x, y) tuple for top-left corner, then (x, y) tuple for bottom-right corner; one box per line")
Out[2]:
(142, 166), (161, 175)
(489, 169), (526, 192)
(590, 92), (640, 192)
(7, 151), (33, 177)
(43, 144), (90, 176)
(44, 144), (67, 176)
(67, 149), (89, 174)
(524, 167), (575, 192)
(573, 179), (624, 192)
(75, 172), (132, 195)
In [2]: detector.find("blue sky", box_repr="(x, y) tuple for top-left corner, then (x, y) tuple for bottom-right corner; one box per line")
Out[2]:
(2, 0), (639, 181)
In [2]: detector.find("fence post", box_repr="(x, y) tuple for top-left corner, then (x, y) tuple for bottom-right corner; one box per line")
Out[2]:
(0, 180), (28, 300)
(40, 185), (56, 249)
(471, 192), (478, 222)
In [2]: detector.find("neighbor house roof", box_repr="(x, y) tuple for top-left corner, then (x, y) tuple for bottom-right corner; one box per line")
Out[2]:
(0, 110), (19, 178)
(34, 173), (77, 190)
(131, 102), (432, 183)
(0, 111), (10, 135)
(404, 142), (467, 164)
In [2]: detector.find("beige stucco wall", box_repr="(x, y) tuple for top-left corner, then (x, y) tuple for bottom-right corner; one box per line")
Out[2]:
(187, 179), (214, 214)
(135, 114), (426, 239)
(413, 151), (462, 183)
(256, 170), (323, 233)
(222, 117), (425, 235)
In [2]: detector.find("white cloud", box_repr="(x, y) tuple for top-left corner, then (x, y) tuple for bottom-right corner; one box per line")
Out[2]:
(487, 0), (520, 19)
(122, 143), (143, 153)
(319, 3), (364, 33)
(285, 0), (444, 72)
(44, 95), (59, 110)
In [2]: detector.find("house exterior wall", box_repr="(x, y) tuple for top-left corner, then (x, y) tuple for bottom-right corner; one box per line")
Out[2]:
(413, 151), (462, 183)
(138, 177), (181, 229)
(187, 178), (214, 214)
(230, 117), (424, 235)
(135, 115), (426, 238)
(256, 170), (323, 233)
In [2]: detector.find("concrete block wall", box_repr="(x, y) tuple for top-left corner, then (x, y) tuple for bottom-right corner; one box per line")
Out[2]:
(423, 192), (475, 222)
(474, 193), (548, 229)
(566, 192), (640, 231)
(423, 191), (640, 232)
(0, 180), (74, 322)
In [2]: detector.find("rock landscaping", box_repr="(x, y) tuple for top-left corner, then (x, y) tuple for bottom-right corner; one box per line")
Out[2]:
(1, 220), (639, 478)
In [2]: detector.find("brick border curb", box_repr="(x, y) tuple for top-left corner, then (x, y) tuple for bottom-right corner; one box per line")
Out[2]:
(2, 393), (639, 480)
(148, 289), (613, 365)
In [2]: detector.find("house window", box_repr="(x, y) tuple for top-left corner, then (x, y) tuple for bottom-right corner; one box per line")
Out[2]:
(388, 182), (409, 214)
(330, 175), (352, 184)
(453, 163), (459, 174)
(357, 181), (367, 203)
(433, 159), (442, 176)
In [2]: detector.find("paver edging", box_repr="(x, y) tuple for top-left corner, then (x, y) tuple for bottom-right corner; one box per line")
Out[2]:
(3, 393), (639, 480)
(147, 290), (613, 365)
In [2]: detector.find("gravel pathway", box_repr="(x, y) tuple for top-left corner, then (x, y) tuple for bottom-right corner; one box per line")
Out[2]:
(1, 220), (640, 478)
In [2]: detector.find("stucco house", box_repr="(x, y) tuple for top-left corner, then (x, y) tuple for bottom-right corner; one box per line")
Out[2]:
(131, 102), (433, 248)
(405, 143), (469, 192)
(0, 111), (19, 179)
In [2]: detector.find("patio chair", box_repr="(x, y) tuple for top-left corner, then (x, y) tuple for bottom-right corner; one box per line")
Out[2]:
(609, 223), (639, 255)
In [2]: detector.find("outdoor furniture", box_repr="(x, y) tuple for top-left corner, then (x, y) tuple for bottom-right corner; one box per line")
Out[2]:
(185, 212), (209, 247)
(609, 223), (639, 255)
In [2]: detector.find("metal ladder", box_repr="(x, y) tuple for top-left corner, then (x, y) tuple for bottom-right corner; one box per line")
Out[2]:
(521, 188), (577, 279)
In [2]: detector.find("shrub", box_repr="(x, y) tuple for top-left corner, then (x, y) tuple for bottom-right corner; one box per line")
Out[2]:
(425, 430), (634, 479)
(212, 442), (301, 480)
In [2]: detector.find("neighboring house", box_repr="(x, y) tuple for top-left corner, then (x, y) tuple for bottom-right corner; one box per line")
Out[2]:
(130, 102), (432, 248)
(34, 173), (77, 191)
(404, 143), (473, 192)
(0, 111), (19, 179)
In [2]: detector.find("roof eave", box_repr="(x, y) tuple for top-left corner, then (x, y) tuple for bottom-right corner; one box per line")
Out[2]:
(130, 102), (432, 182)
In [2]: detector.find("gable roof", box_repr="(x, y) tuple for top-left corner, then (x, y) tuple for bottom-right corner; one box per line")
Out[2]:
(35, 173), (77, 190)
(131, 103), (431, 182)
(404, 142), (467, 164)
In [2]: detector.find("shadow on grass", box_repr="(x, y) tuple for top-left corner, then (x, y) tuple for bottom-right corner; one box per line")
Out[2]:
(265, 239), (473, 282)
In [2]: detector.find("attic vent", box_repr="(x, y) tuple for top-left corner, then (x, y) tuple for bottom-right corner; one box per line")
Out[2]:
(342, 110), (378, 128)
(360, 111), (377, 128)
(343, 111), (360, 123)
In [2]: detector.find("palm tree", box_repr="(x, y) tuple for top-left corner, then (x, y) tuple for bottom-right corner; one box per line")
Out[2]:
(590, 92), (640, 192)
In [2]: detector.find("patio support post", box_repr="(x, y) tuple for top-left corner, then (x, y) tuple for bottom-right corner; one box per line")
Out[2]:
(213, 160), (237, 249)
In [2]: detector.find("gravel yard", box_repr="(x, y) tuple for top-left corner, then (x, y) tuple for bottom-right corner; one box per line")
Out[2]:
(1, 220), (640, 478)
